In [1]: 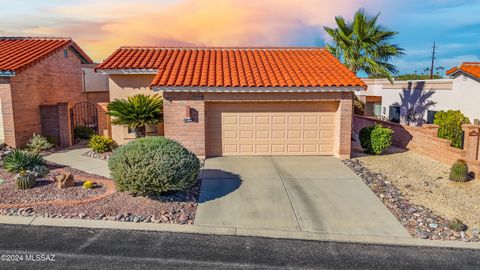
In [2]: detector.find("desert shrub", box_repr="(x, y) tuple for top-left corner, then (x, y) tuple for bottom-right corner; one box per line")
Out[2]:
(359, 124), (393, 155)
(449, 159), (468, 182)
(434, 110), (470, 148)
(3, 150), (45, 173)
(448, 218), (467, 232)
(74, 126), (95, 140)
(26, 133), (53, 153)
(88, 135), (117, 153)
(108, 137), (200, 196)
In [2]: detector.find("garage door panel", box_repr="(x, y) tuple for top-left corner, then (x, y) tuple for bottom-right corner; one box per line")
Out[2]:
(207, 102), (338, 156)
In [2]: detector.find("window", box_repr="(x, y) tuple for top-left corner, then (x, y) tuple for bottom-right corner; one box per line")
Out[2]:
(63, 49), (68, 58)
(427, 110), (438, 124)
(373, 104), (382, 118)
(389, 106), (400, 123)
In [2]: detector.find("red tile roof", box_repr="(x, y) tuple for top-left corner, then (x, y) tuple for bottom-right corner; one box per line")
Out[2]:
(0, 37), (93, 74)
(447, 62), (480, 79)
(97, 47), (365, 88)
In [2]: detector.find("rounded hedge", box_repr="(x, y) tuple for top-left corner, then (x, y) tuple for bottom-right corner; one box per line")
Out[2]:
(108, 137), (200, 196)
(359, 124), (393, 155)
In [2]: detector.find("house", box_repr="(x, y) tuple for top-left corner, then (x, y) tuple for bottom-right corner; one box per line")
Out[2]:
(0, 37), (109, 148)
(357, 62), (480, 125)
(97, 47), (365, 158)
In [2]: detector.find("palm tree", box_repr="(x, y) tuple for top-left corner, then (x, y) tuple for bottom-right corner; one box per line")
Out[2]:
(107, 94), (163, 138)
(324, 9), (404, 82)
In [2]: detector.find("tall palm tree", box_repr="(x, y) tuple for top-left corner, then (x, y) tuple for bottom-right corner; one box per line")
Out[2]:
(107, 94), (163, 138)
(324, 9), (404, 82)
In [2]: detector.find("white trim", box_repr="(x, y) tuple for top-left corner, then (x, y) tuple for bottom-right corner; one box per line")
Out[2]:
(152, 86), (364, 93)
(96, 69), (158, 75)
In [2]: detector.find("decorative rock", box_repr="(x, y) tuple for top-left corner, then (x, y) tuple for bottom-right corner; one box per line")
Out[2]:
(471, 236), (479, 242)
(133, 216), (140, 223)
(55, 173), (75, 189)
(416, 231), (429, 239)
(460, 231), (466, 239)
(472, 227), (480, 236)
(429, 223), (439, 229)
(179, 213), (189, 224)
(78, 213), (87, 219)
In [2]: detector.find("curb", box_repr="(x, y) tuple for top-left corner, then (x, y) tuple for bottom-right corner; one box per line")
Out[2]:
(2, 215), (480, 250)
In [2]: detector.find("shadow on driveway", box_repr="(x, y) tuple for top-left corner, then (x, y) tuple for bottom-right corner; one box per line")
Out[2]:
(198, 169), (242, 203)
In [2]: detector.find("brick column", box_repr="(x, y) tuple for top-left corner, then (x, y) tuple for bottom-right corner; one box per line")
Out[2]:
(335, 92), (353, 159)
(462, 124), (480, 161)
(96, 102), (111, 137)
(57, 103), (73, 147)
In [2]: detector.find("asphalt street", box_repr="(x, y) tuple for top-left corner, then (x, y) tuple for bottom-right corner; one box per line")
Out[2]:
(0, 224), (479, 269)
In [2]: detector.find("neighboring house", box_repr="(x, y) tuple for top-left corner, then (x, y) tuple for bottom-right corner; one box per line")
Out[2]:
(0, 37), (108, 147)
(357, 62), (480, 125)
(98, 47), (365, 158)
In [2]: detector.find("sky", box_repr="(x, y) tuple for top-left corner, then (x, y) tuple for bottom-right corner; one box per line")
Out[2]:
(0, 0), (479, 75)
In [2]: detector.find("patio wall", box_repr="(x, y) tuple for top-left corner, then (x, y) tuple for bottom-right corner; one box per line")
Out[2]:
(353, 115), (480, 177)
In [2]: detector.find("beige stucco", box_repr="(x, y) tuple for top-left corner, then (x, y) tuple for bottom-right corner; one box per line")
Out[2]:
(206, 101), (338, 156)
(108, 74), (163, 145)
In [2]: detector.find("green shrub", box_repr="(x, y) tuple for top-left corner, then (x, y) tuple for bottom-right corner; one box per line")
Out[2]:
(4, 150), (45, 173)
(449, 159), (468, 182)
(108, 137), (200, 196)
(88, 135), (117, 153)
(434, 110), (470, 148)
(359, 124), (393, 155)
(74, 126), (95, 140)
(26, 133), (53, 153)
(448, 218), (467, 232)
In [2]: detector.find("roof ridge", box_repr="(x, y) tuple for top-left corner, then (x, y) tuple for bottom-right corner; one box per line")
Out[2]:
(119, 46), (325, 50)
(0, 36), (72, 41)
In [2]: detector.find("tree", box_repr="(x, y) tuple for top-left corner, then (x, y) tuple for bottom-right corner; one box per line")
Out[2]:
(324, 9), (404, 82)
(107, 94), (163, 138)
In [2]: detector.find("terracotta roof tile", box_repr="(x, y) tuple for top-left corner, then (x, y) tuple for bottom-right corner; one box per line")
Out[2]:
(447, 62), (480, 79)
(97, 47), (365, 88)
(0, 37), (93, 74)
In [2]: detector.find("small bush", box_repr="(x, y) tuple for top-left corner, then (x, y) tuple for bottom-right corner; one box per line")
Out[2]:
(448, 218), (467, 232)
(16, 173), (37, 190)
(88, 135), (117, 153)
(434, 110), (470, 148)
(359, 124), (393, 155)
(108, 137), (200, 196)
(449, 159), (468, 182)
(83, 181), (94, 189)
(74, 126), (95, 140)
(26, 133), (53, 153)
(4, 150), (45, 173)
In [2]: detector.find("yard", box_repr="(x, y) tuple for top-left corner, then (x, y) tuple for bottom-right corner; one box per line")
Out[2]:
(349, 146), (480, 239)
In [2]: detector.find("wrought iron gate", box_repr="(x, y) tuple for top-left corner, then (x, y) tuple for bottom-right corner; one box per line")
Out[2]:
(71, 102), (98, 134)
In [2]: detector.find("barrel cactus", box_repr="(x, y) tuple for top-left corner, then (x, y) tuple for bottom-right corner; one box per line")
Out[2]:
(16, 173), (37, 190)
(449, 159), (468, 182)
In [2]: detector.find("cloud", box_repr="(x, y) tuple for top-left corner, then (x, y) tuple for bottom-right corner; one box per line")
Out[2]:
(0, 0), (384, 61)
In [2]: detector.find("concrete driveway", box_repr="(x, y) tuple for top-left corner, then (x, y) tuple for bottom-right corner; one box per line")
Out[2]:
(195, 156), (410, 238)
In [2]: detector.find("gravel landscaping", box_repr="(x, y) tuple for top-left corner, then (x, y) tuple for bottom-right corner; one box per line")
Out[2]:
(0, 166), (200, 224)
(346, 146), (480, 241)
(83, 150), (112, 160)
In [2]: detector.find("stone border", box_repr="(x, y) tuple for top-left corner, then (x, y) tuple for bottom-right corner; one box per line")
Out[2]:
(0, 170), (115, 209)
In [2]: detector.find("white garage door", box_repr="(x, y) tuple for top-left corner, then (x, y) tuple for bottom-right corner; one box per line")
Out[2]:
(206, 102), (338, 156)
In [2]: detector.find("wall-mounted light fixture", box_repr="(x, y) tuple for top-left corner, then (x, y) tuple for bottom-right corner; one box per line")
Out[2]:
(184, 105), (193, 123)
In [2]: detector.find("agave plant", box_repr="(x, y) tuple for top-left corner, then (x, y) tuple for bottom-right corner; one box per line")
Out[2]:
(3, 150), (45, 173)
(324, 9), (404, 82)
(107, 94), (163, 138)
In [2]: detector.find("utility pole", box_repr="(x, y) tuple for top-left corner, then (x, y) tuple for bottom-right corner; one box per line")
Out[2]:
(430, 42), (436, 79)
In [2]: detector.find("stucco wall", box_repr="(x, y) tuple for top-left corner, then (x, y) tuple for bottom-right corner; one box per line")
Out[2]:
(108, 74), (162, 145)
(359, 76), (480, 124)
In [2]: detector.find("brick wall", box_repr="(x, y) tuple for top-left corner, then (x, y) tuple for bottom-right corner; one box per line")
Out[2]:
(353, 115), (480, 177)
(0, 78), (14, 144)
(7, 48), (86, 147)
(97, 102), (111, 137)
(163, 92), (206, 157)
(335, 92), (353, 159)
(39, 105), (59, 145)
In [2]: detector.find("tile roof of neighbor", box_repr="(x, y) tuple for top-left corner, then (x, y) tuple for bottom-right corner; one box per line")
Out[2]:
(0, 37), (93, 74)
(446, 62), (480, 79)
(97, 47), (366, 88)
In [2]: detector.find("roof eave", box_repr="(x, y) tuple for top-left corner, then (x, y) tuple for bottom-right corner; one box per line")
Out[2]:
(96, 69), (159, 75)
